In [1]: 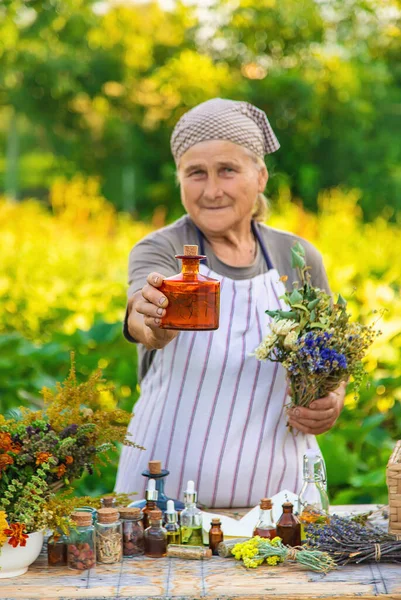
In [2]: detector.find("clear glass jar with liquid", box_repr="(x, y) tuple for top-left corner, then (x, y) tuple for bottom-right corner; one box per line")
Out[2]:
(298, 450), (330, 539)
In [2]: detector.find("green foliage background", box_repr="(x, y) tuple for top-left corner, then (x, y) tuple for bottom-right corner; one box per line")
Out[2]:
(0, 0), (400, 505)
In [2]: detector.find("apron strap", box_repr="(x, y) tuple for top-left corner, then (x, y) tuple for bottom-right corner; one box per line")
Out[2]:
(194, 220), (274, 270)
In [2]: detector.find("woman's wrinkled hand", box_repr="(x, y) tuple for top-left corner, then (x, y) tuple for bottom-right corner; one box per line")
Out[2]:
(287, 381), (347, 435)
(128, 272), (178, 349)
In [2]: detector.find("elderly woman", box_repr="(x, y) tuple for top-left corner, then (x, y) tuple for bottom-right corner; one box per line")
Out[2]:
(116, 98), (345, 508)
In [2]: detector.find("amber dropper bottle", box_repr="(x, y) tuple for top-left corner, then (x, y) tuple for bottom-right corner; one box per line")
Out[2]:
(253, 498), (277, 540)
(142, 478), (158, 530)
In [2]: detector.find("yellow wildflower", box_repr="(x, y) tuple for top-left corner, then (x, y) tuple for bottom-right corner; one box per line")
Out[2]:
(267, 555), (280, 566)
(0, 511), (8, 545)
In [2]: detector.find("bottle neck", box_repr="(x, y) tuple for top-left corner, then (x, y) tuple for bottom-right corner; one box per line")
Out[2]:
(149, 519), (162, 528)
(182, 258), (200, 276)
(258, 508), (275, 526)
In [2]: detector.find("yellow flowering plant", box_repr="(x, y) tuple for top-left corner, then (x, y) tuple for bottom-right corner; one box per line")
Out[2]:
(0, 356), (141, 552)
(232, 536), (336, 572)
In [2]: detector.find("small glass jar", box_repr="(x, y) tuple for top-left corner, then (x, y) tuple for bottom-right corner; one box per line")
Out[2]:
(119, 507), (145, 557)
(47, 531), (67, 566)
(101, 496), (116, 509)
(68, 512), (96, 572)
(144, 509), (167, 558)
(95, 508), (123, 564)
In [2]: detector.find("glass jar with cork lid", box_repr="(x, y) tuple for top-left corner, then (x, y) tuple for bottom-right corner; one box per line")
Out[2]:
(119, 507), (145, 557)
(159, 244), (220, 331)
(67, 511), (96, 572)
(144, 508), (167, 558)
(95, 508), (123, 564)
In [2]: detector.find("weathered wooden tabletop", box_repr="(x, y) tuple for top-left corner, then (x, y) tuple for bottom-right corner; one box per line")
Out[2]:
(1, 505), (400, 600)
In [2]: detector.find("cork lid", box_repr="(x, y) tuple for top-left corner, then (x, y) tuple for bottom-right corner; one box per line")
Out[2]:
(148, 508), (162, 520)
(119, 507), (142, 519)
(71, 512), (92, 527)
(148, 460), (162, 475)
(101, 496), (115, 507)
(184, 245), (198, 256)
(204, 548), (213, 558)
(282, 502), (294, 509)
(211, 518), (221, 525)
(260, 498), (273, 510)
(97, 507), (119, 523)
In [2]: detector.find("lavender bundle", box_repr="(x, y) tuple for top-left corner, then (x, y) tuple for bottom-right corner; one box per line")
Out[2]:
(305, 515), (401, 565)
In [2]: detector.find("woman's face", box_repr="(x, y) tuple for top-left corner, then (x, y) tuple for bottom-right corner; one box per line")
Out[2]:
(177, 140), (268, 235)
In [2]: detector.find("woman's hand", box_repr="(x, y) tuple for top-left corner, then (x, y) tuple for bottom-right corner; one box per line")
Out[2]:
(287, 381), (347, 435)
(127, 272), (178, 350)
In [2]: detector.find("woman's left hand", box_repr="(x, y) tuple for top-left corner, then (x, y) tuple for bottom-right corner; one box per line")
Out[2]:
(287, 381), (347, 435)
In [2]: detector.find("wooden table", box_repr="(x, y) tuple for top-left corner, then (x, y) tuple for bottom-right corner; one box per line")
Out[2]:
(1, 505), (400, 600)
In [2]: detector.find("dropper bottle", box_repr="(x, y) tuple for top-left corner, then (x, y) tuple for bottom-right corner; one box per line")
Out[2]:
(180, 480), (203, 546)
(164, 500), (181, 545)
(142, 478), (158, 530)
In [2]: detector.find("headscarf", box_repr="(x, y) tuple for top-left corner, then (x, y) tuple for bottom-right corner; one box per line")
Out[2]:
(170, 98), (280, 163)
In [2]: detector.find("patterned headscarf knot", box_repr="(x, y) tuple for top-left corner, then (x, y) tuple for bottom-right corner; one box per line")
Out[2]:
(170, 98), (280, 163)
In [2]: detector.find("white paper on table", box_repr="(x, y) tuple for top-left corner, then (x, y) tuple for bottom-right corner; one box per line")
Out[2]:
(201, 489), (299, 543)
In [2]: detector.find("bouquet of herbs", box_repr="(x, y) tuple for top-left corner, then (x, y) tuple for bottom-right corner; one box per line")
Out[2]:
(254, 243), (379, 408)
(0, 356), (141, 548)
(231, 536), (336, 572)
(305, 515), (401, 565)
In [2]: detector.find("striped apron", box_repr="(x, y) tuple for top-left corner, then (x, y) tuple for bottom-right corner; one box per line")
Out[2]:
(115, 224), (319, 507)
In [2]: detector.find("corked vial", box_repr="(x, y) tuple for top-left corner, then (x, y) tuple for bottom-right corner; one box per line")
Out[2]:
(144, 508), (167, 558)
(119, 507), (145, 557)
(166, 545), (212, 560)
(159, 244), (220, 331)
(209, 518), (224, 555)
(68, 512), (96, 571)
(95, 508), (123, 564)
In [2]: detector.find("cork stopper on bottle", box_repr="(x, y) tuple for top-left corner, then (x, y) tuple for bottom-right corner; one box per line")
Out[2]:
(184, 244), (198, 256)
(282, 501), (294, 509)
(148, 508), (162, 521)
(71, 512), (92, 527)
(97, 507), (120, 524)
(148, 460), (162, 475)
(211, 518), (221, 525)
(119, 507), (142, 519)
(260, 498), (272, 510)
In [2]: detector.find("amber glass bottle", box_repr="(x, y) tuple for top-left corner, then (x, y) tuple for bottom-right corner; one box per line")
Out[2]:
(276, 502), (301, 547)
(253, 498), (277, 540)
(144, 509), (167, 558)
(159, 245), (220, 331)
(209, 518), (224, 555)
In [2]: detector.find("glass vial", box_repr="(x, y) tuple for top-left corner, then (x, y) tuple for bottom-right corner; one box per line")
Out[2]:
(159, 244), (220, 331)
(119, 507), (145, 557)
(144, 509), (167, 558)
(95, 508), (123, 564)
(47, 531), (67, 566)
(167, 545), (212, 560)
(253, 498), (277, 540)
(209, 518), (224, 555)
(165, 500), (181, 545)
(180, 480), (203, 546)
(68, 512), (96, 572)
(276, 502), (301, 547)
(142, 478), (158, 530)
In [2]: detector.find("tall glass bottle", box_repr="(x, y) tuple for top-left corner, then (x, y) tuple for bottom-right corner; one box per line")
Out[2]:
(142, 478), (158, 530)
(159, 244), (220, 331)
(276, 502), (301, 547)
(180, 480), (203, 546)
(298, 450), (330, 540)
(253, 498), (277, 540)
(164, 500), (181, 545)
(144, 509), (167, 558)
